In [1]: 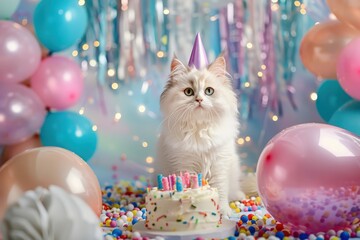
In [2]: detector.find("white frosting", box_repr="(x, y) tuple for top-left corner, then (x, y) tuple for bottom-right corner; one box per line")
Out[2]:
(1, 186), (102, 240)
(145, 185), (221, 231)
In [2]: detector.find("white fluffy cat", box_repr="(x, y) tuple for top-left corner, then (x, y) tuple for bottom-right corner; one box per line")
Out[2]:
(154, 55), (246, 216)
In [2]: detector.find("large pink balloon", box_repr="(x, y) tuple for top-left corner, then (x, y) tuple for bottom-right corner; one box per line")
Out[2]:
(257, 123), (360, 232)
(0, 84), (46, 145)
(0, 21), (41, 83)
(0, 147), (102, 219)
(30, 55), (84, 110)
(337, 38), (360, 100)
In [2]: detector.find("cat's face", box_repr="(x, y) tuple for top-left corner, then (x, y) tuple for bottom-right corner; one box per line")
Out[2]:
(160, 56), (238, 123)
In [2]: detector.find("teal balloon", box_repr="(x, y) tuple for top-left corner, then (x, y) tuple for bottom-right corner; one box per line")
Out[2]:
(0, 0), (20, 19)
(329, 101), (360, 136)
(316, 79), (352, 122)
(33, 0), (88, 52)
(40, 111), (97, 161)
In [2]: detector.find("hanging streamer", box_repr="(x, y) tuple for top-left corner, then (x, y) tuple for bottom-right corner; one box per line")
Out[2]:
(76, 0), (305, 117)
(263, 0), (280, 114)
(76, 0), (110, 114)
(304, 0), (331, 23)
(274, 0), (305, 110)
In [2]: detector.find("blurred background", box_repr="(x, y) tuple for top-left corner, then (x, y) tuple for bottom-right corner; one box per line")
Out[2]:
(2, 0), (344, 185)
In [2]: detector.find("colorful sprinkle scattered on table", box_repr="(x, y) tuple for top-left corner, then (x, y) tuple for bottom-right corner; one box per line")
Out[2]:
(100, 181), (360, 239)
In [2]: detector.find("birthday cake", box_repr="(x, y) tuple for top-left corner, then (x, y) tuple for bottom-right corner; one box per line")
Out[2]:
(145, 172), (222, 231)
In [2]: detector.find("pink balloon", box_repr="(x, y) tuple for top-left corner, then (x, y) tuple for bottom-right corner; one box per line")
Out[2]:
(0, 21), (41, 83)
(337, 38), (360, 100)
(0, 84), (46, 145)
(257, 123), (360, 232)
(30, 55), (84, 110)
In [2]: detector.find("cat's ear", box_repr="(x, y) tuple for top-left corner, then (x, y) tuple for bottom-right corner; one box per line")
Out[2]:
(208, 54), (226, 76)
(170, 55), (187, 75)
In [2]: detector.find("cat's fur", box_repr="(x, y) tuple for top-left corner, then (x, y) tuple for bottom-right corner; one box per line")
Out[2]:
(154, 55), (245, 216)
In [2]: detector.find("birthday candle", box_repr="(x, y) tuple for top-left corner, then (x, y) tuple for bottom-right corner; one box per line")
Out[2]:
(176, 176), (183, 192)
(157, 174), (163, 189)
(190, 174), (199, 189)
(162, 177), (169, 191)
(184, 172), (190, 188)
(171, 174), (177, 190)
(179, 172), (185, 187)
(168, 175), (173, 190)
(202, 178), (207, 186)
(198, 173), (202, 187)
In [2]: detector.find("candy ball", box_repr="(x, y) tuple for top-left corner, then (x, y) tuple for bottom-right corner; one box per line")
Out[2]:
(136, 211), (143, 218)
(340, 231), (350, 240)
(126, 211), (134, 218)
(112, 228), (122, 237)
(105, 235), (113, 240)
(257, 123), (360, 232)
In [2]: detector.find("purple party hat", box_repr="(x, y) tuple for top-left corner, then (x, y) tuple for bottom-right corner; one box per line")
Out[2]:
(188, 33), (209, 69)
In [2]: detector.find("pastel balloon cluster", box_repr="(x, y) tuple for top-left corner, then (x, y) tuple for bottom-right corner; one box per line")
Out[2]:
(300, 1), (360, 137)
(0, 0), (97, 162)
(0, 2), (100, 222)
(31, 0), (87, 110)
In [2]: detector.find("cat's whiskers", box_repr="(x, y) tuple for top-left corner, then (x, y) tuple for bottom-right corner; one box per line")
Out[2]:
(163, 108), (181, 126)
(160, 105), (186, 129)
(167, 105), (190, 133)
(173, 106), (193, 133)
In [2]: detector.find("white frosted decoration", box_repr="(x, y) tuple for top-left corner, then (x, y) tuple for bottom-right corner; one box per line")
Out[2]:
(1, 186), (102, 240)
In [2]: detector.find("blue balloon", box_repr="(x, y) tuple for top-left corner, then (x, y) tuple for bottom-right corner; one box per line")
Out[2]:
(316, 79), (352, 122)
(40, 111), (97, 161)
(33, 0), (88, 52)
(329, 101), (360, 136)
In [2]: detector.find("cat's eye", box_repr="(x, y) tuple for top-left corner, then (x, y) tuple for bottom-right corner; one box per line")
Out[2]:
(184, 88), (194, 96)
(205, 87), (214, 96)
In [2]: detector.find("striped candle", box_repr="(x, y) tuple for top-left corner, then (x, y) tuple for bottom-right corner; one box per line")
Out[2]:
(162, 177), (169, 191)
(184, 171), (190, 188)
(180, 172), (185, 188)
(198, 173), (202, 187)
(170, 174), (176, 190)
(168, 175), (173, 190)
(157, 174), (163, 189)
(176, 176), (183, 192)
(190, 174), (199, 188)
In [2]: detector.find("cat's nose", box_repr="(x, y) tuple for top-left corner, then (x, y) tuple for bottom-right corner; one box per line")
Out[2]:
(196, 98), (203, 103)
